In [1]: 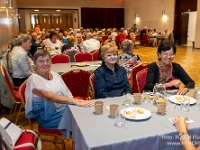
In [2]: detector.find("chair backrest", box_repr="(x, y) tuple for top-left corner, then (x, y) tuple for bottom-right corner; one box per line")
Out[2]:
(115, 35), (121, 43)
(51, 54), (70, 64)
(136, 69), (148, 93)
(126, 35), (130, 39)
(102, 36), (108, 44)
(0, 66), (15, 100)
(135, 34), (140, 41)
(130, 62), (149, 93)
(61, 69), (91, 100)
(74, 52), (93, 62)
(18, 80), (27, 107)
(92, 50), (99, 61)
(89, 73), (96, 98)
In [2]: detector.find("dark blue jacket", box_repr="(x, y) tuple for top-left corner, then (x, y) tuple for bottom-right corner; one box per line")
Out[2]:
(94, 62), (132, 99)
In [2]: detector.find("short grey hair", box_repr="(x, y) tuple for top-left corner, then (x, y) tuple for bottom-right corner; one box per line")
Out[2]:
(121, 39), (134, 52)
(17, 34), (31, 45)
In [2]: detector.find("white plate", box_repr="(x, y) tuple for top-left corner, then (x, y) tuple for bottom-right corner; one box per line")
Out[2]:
(121, 107), (151, 120)
(76, 63), (90, 67)
(168, 95), (196, 105)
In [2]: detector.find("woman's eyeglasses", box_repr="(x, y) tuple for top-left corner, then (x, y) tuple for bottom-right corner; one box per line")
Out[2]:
(37, 59), (51, 64)
(161, 52), (175, 58)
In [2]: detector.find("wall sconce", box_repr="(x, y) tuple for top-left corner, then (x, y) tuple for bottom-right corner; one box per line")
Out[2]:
(162, 11), (166, 16)
(135, 13), (139, 18)
(0, 0), (8, 8)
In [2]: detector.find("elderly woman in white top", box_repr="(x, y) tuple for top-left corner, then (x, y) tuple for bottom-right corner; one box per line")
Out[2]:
(44, 31), (62, 51)
(11, 34), (34, 86)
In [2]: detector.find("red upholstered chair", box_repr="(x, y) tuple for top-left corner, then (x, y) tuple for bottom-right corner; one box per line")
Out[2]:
(14, 131), (35, 150)
(61, 69), (91, 100)
(89, 73), (96, 99)
(18, 81), (66, 149)
(102, 35), (108, 45)
(115, 35), (121, 48)
(126, 34), (131, 39)
(0, 66), (21, 124)
(92, 50), (99, 61)
(141, 34), (149, 47)
(51, 54), (70, 64)
(136, 69), (148, 93)
(130, 62), (149, 93)
(74, 52), (93, 62)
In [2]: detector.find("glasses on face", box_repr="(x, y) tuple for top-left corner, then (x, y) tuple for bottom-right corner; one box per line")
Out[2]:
(105, 53), (117, 58)
(37, 59), (51, 64)
(161, 52), (175, 58)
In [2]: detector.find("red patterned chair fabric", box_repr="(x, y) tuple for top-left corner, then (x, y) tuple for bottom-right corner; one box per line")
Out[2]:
(14, 131), (35, 150)
(18, 81), (66, 149)
(130, 62), (149, 93)
(92, 50), (99, 61)
(51, 54), (70, 64)
(74, 52), (93, 62)
(136, 69), (148, 93)
(61, 69), (91, 100)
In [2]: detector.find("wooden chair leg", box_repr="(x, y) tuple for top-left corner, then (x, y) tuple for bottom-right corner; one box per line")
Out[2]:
(15, 103), (23, 124)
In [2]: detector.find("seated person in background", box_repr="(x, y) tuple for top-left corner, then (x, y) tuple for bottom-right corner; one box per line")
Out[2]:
(11, 34), (34, 86)
(94, 43), (132, 99)
(58, 32), (67, 44)
(44, 31), (62, 51)
(25, 50), (93, 129)
(119, 28), (127, 43)
(118, 39), (141, 79)
(83, 32), (100, 53)
(144, 42), (195, 95)
(163, 28), (171, 40)
(147, 28), (158, 47)
(75, 33), (83, 49)
(173, 116), (200, 150)
(29, 32), (41, 56)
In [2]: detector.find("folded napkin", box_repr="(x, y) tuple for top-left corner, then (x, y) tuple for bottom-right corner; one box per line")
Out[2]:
(168, 117), (194, 124)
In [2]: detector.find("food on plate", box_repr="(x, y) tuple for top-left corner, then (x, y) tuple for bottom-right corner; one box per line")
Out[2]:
(175, 96), (189, 103)
(126, 111), (132, 115)
(130, 114), (136, 118)
(133, 108), (144, 114)
(138, 108), (144, 114)
(79, 62), (88, 66)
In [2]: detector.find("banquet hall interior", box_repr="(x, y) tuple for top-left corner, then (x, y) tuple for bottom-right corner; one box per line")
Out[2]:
(0, 0), (200, 149)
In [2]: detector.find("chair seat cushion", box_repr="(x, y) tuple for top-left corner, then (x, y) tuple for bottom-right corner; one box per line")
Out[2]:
(14, 131), (35, 150)
(38, 125), (62, 135)
(14, 91), (21, 102)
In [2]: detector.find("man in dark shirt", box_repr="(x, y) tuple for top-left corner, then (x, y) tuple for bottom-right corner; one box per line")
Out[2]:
(29, 32), (40, 56)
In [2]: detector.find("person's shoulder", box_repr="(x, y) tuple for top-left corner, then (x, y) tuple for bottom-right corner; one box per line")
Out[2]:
(172, 62), (181, 68)
(148, 62), (157, 69)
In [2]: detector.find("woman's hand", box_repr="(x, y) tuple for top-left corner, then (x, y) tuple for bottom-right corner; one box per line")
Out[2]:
(173, 116), (188, 133)
(166, 79), (181, 88)
(176, 88), (188, 95)
(73, 99), (94, 107)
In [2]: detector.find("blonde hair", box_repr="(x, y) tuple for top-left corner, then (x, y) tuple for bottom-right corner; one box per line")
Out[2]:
(101, 43), (118, 58)
(17, 34), (31, 45)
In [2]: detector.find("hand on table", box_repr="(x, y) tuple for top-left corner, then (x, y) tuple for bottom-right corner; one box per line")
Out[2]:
(166, 79), (181, 88)
(172, 116), (188, 134)
(176, 88), (188, 95)
(74, 99), (94, 107)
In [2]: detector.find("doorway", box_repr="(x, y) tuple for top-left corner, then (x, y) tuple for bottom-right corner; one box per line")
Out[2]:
(181, 12), (197, 47)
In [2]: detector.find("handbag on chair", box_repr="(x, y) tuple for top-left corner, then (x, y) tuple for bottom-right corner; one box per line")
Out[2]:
(0, 117), (41, 150)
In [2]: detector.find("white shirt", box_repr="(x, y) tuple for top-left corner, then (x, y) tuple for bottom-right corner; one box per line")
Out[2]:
(11, 46), (33, 78)
(44, 39), (62, 51)
(111, 32), (118, 41)
(83, 38), (100, 52)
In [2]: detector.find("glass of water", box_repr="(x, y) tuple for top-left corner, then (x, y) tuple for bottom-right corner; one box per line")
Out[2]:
(124, 94), (132, 106)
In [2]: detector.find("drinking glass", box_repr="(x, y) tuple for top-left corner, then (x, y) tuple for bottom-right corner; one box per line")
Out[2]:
(115, 110), (125, 127)
(180, 97), (190, 112)
(142, 90), (151, 103)
(124, 94), (132, 107)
